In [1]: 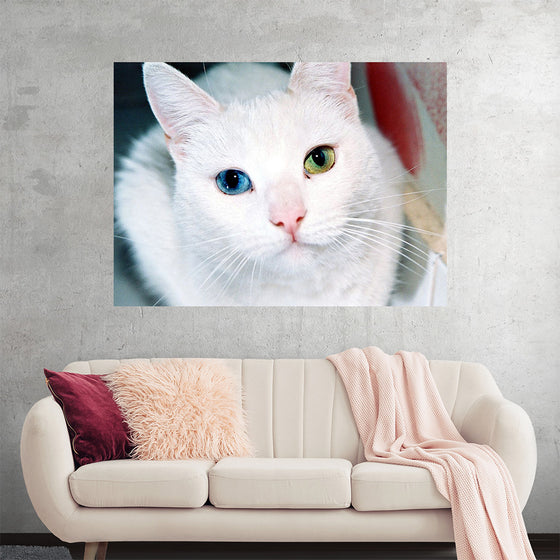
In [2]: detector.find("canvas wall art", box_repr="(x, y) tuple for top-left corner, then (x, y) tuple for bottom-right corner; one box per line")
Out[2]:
(114, 62), (446, 306)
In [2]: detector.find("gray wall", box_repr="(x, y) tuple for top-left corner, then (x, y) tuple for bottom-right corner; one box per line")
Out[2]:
(1, 0), (558, 534)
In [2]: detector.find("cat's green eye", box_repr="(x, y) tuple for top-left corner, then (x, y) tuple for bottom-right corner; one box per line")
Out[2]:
(304, 146), (335, 175)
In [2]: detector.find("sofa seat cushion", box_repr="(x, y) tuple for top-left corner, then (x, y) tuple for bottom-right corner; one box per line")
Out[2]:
(209, 458), (352, 509)
(351, 462), (450, 511)
(69, 459), (214, 507)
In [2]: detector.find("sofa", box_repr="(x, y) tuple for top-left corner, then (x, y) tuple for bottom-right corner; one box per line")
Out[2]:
(21, 358), (537, 560)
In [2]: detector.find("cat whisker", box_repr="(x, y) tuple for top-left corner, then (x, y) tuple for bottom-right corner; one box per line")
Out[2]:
(114, 234), (135, 242)
(258, 257), (264, 286)
(369, 190), (446, 212)
(345, 222), (431, 262)
(338, 187), (446, 212)
(374, 164), (421, 185)
(382, 193), (443, 212)
(348, 218), (445, 237)
(369, 188), (446, 207)
(389, 164), (423, 179)
(209, 251), (247, 294)
(340, 227), (429, 276)
(344, 233), (430, 279)
(216, 256), (250, 301)
(351, 84), (369, 93)
(328, 236), (362, 266)
(249, 258), (259, 304)
(358, 218), (445, 238)
(337, 230), (415, 278)
(201, 62), (218, 101)
(341, 230), (426, 280)
(347, 219), (428, 257)
(190, 244), (234, 277)
(369, 162), (422, 185)
(151, 294), (167, 307)
(179, 230), (245, 249)
(199, 248), (242, 292)
(343, 224), (423, 263)
(217, 255), (251, 302)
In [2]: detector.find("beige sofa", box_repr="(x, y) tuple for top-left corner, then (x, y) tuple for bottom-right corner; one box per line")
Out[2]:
(21, 358), (537, 560)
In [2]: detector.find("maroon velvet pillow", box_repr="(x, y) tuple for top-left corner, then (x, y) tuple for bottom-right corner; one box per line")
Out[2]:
(44, 369), (132, 467)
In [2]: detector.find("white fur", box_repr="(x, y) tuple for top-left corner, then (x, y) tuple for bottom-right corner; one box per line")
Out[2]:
(115, 63), (406, 306)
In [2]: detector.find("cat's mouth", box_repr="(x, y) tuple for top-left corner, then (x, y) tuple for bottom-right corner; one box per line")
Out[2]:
(247, 232), (328, 264)
(278, 238), (319, 260)
(279, 234), (329, 255)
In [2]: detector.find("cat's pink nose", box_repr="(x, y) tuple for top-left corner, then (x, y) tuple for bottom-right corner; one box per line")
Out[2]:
(270, 207), (307, 242)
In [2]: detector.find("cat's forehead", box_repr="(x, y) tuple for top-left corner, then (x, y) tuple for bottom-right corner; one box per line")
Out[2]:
(197, 90), (351, 162)
(225, 90), (343, 133)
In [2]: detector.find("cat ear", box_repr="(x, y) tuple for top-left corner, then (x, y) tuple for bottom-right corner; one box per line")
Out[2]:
(143, 62), (220, 141)
(288, 62), (358, 118)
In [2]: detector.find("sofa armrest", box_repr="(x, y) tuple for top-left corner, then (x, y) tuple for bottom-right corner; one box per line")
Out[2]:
(21, 397), (79, 540)
(460, 395), (537, 509)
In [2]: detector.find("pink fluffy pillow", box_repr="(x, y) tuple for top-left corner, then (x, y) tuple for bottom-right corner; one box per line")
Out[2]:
(104, 359), (252, 461)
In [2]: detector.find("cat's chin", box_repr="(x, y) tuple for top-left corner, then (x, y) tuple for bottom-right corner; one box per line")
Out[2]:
(270, 241), (318, 271)
(282, 242), (305, 257)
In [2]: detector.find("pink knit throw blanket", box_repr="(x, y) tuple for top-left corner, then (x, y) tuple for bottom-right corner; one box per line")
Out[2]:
(327, 347), (535, 560)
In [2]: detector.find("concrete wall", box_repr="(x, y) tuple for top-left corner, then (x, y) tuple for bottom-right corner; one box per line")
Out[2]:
(1, 0), (558, 534)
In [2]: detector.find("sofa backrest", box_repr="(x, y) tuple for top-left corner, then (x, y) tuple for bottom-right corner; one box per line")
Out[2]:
(63, 358), (503, 464)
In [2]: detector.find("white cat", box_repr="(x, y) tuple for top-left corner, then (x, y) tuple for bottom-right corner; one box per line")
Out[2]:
(115, 62), (408, 306)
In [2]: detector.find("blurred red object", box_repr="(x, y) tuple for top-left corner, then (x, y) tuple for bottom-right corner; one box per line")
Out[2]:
(366, 63), (446, 177)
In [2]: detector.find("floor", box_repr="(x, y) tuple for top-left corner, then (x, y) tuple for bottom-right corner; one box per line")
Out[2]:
(59, 539), (558, 560)
(2, 536), (557, 560)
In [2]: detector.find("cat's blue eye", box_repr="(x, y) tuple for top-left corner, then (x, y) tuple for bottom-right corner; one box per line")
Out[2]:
(216, 169), (252, 195)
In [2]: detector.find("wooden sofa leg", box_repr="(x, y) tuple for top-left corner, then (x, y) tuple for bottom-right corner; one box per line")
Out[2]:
(97, 542), (108, 560)
(84, 542), (108, 560)
(84, 542), (98, 560)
